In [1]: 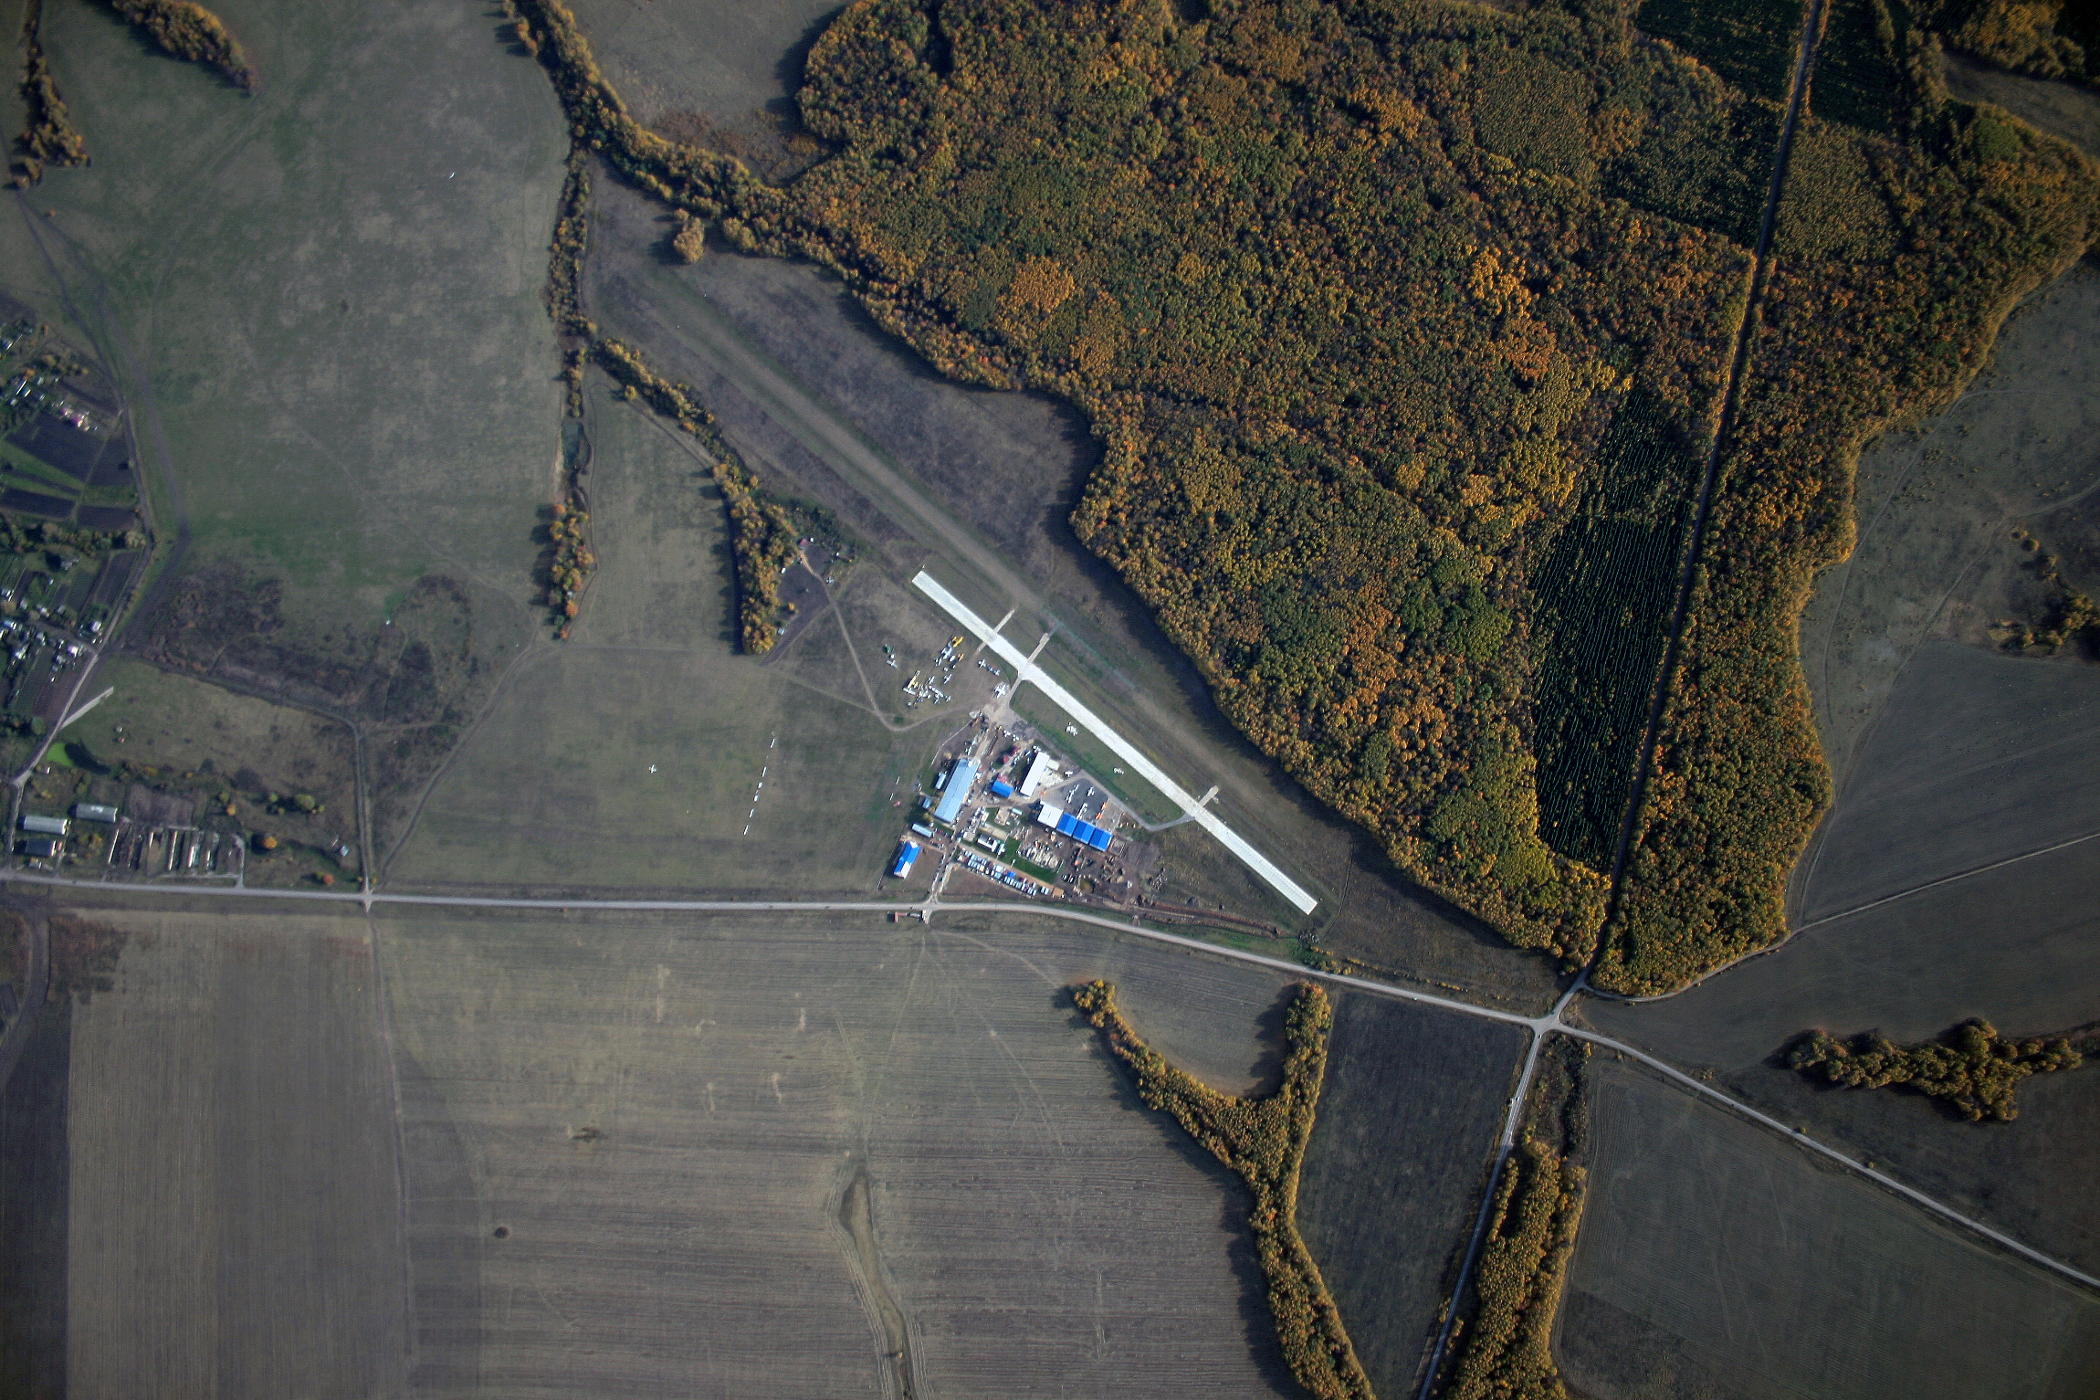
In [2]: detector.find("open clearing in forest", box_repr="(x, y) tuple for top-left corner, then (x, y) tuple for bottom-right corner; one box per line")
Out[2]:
(8, 0), (563, 693)
(1295, 994), (1526, 1399)
(57, 906), (406, 1399)
(382, 905), (1306, 1399)
(1555, 1057), (2100, 1400)
(580, 175), (1561, 1010)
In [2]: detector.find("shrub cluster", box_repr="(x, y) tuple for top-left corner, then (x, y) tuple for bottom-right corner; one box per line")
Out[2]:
(108, 0), (255, 89)
(1991, 531), (2100, 654)
(543, 503), (594, 638)
(1072, 979), (1372, 1400)
(711, 457), (801, 654)
(11, 0), (89, 188)
(1786, 1019), (2086, 1122)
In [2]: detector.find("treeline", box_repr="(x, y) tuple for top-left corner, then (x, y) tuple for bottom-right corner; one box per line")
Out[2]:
(1787, 1019), (2086, 1122)
(1436, 1035), (1587, 1400)
(108, 0), (254, 89)
(542, 503), (593, 638)
(1600, 68), (2100, 992)
(588, 338), (803, 653)
(1071, 979), (1372, 1400)
(11, 0), (89, 188)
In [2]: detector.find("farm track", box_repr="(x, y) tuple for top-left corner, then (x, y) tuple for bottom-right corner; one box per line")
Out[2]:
(3, 868), (2093, 1301)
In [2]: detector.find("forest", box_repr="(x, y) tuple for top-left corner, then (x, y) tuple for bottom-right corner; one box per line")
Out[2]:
(1070, 979), (1371, 1400)
(505, 0), (2100, 989)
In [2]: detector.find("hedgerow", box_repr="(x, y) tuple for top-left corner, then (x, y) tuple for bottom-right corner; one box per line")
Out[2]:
(588, 338), (802, 653)
(1072, 979), (1371, 1400)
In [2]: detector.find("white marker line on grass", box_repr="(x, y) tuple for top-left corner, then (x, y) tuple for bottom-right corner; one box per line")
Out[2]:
(912, 571), (1317, 914)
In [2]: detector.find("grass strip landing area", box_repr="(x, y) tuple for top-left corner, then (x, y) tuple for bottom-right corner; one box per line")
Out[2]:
(1071, 979), (1372, 1400)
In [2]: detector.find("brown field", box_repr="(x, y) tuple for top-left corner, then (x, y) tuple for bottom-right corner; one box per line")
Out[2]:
(1577, 829), (2100, 1275)
(58, 906), (407, 1398)
(1294, 993), (1528, 1398)
(17, 891), (1439, 1396)
(1555, 1057), (2100, 1400)
(384, 905), (1309, 1397)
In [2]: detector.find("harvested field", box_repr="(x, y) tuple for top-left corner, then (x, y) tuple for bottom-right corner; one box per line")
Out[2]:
(0, 994), (68, 1400)
(58, 906), (407, 1398)
(382, 905), (1306, 1398)
(1795, 638), (2100, 925)
(1295, 994), (1527, 1399)
(1555, 1057), (2100, 1400)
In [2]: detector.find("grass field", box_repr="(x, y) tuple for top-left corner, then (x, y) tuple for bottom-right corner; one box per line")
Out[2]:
(1556, 1057), (2100, 1400)
(382, 640), (923, 894)
(3, 0), (566, 705)
(58, 905), (406, 1398)
(1294, 994), (1527, 1399)
(563, 380), (739, 652)
(68, 655), (358, 820)
(381, 904), (1305, 1397)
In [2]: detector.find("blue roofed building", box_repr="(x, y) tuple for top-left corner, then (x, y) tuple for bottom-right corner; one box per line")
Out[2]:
(890, 840), (921, 878)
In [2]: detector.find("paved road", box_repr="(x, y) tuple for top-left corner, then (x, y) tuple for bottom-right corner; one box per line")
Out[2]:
(3, 867), (2092, 1299)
